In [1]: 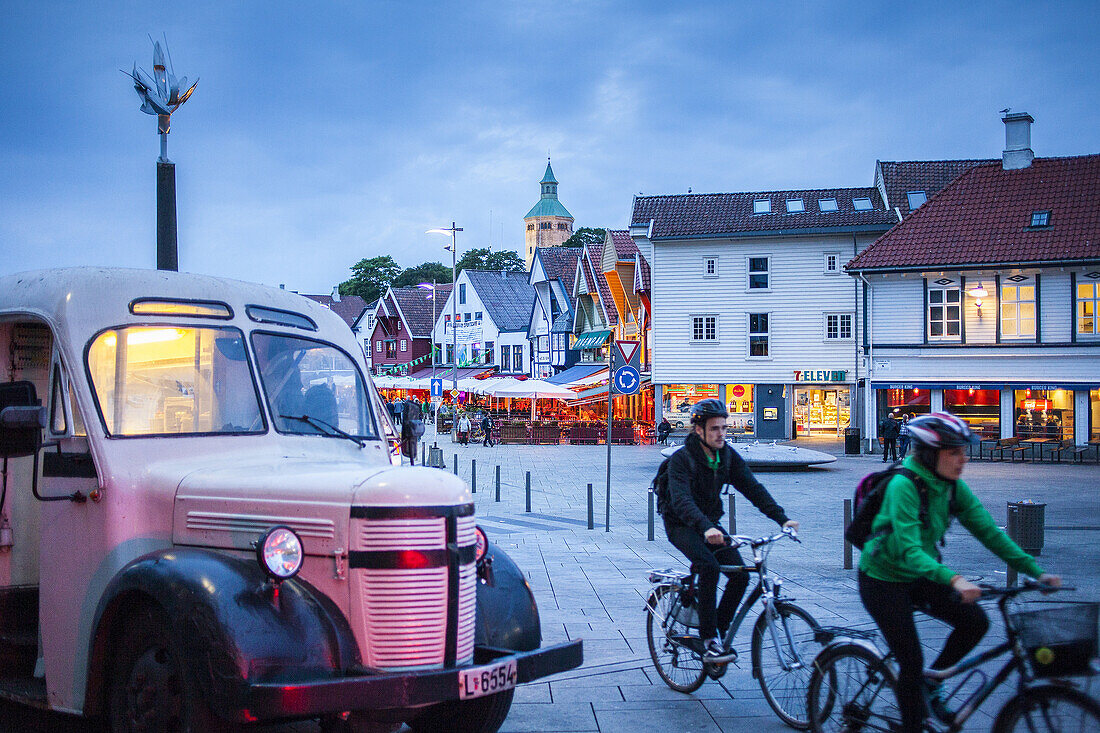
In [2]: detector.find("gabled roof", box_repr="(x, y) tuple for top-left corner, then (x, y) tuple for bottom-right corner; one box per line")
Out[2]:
(634, 252), (651, 293)
(464, 270), (536, 331)
(390, 285), (452, 338)
(350, 299), (378, 330)
(300, 293), (367, 328)
(876, 159), (995, 218)
(533, 246), (582, 284)
(848, 155), (1100, 271)
(630, 187), (895, 239)
(551, 311), (573, 333)
(580, 243), (617, 327)
(609, 230), (637, 261)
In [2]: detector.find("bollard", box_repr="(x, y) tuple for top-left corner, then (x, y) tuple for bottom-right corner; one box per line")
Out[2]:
(525, 472), (531, 513)
(454, 454), (458, 476)
(471, 459), (476, 493)
(495, 465), (501, 502)
(843, 499), (853, 570)
(648, 489), (654, 541)
(728, 493), (737, 535)
(421, 442), (426, 465)
(587, 484), (594, 530)
(1006, 501), (1045, 587)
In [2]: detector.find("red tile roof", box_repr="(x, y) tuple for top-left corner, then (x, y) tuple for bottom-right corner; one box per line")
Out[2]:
(391, 284), (452, 338)
(848, 155), (1100, 271)
(608, 229), (636, 260)
(634, 252), (651, 293)
(586, 243), (618, 326)
(300, 293), (367, 328)
(876, 159), (994, 217)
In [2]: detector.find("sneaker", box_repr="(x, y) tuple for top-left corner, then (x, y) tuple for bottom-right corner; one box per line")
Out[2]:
(923, 678), (954, 722)
(703, 638), (736, 663)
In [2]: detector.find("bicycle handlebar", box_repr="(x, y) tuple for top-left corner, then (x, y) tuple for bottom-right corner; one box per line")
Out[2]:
(977, 580), (1074, 599)
(726, 527), (800, 548)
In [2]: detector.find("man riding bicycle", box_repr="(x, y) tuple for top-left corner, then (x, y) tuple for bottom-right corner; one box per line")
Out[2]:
(858, 412), (1061, 732)
(663, 398), (799, 662)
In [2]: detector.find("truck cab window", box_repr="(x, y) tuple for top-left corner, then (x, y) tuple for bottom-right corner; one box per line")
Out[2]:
(86, 327), (263, 436)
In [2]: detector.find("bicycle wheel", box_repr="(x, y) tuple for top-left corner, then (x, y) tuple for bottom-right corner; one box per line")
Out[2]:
(646, 585), (706, 693)
(750, 601), (825, 729)
(992, 684), (1100, 733)
(806, 643), (899, 733)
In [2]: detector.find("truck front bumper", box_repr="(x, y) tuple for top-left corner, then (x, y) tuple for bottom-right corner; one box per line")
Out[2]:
(244, 639), (583, 720)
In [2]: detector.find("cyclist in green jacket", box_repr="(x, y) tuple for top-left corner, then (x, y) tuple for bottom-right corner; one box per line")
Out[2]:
(859, 412), (1061, 732)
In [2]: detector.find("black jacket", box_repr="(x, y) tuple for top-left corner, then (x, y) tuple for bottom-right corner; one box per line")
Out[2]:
(880, 417), (900, 440)
(665, 432), (789, 536)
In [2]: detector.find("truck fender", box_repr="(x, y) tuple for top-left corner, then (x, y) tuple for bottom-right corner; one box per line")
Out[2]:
(475, 539), (541, 652)
(84, 547), (360, 718)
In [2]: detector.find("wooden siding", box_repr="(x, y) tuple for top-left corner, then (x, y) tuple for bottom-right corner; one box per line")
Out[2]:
(1041, 270), (1072, 342)
(869, 275), (924, 344)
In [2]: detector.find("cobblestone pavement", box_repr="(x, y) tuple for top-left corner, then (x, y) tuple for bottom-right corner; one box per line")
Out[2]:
(4, 430), (1097, 731)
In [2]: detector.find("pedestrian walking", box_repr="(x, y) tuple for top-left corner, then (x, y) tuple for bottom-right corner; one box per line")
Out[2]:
(898, 413), (912, 458)
(881, 412), (900, 462)
(457, 413), (471, 445)
(393, 398), (404, 427)
(480, 413), (494, 447)
(401, 397), (424, 464)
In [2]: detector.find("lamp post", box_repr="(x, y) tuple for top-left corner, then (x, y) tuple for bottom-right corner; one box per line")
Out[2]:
(427, 222), (462, 400)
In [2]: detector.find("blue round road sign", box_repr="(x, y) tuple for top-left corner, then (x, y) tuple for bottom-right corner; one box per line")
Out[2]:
(613, 365), (641, 395)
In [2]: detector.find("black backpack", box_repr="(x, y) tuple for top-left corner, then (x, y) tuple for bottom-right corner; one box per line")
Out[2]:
(652, 451), (699, 516)
(845, 462), (957, 550)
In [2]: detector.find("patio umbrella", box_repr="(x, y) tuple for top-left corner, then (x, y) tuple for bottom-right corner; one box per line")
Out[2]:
(488, 379), (576, 400)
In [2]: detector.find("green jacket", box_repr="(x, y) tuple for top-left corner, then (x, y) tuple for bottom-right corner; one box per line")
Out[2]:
(859, 456), (1044, 585)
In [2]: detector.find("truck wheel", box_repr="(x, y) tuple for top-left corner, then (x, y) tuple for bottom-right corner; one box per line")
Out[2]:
(407, 689), (514, 733)
(107, 606), (229, 733)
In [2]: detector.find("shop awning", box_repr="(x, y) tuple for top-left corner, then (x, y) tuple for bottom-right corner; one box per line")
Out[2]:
(406, 366), (496, 382)
(545, 364), (607, 386)
(869, 382), (1100, 390)
(567, 378), (652, 406)
(570, 330), (612, 350)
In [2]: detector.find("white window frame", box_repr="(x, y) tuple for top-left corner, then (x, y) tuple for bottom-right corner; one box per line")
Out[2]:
(703, 256), (719, 278)
(375, 341), (381, 353)
(747, 255), (770, 291)
(1077, 278), (1100, 336)
(928, 286), (961, 340)
(906, 190), (927, 209)
(852, 197), (873, 211)
(690, 314), (718, 343)
(818, 198), (838, 212)
(459, 283), (467, 305)
(824, 252), (840, 274)
(753, 199), (771, 214)
(747, 312), (770, 359)
(1000, 281), (1036, 339)
(400, 339), (407, 352)
(786, 198), (805, 213)
(824, 313), (854, 341)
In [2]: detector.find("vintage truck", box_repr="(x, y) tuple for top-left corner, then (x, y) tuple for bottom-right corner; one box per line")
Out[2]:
(0, 267), (581, 732)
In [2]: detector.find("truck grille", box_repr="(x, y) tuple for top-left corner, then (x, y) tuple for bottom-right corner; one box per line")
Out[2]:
(352, 509), (477, 670)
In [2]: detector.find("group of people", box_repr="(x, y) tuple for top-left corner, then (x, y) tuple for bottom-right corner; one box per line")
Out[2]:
(455, 410), (494, 447)
(387, 396), (431, 427)
(662, 400), (1059, 732)
(879, 411), (915, 462)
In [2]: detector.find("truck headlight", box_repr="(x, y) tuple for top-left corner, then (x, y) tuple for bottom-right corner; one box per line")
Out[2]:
(475, 526), (488, 563)
(257, 525), (303, 581)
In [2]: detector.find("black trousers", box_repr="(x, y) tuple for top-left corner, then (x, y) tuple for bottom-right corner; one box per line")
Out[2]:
(858, 572), (989, 732)
(665, 523), (749, 640)
(882, 437), (898, 461)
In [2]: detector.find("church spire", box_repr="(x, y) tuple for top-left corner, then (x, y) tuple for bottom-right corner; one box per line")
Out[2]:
(541, 158), (558, 197)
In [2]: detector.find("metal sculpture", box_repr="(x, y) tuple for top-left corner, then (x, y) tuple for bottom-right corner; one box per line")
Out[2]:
(125, 37), (198, 162)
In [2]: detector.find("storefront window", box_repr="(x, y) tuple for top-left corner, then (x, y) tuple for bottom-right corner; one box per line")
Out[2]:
(877, 388), (931, 427)
(726, 384), (754, 434)
(662, 384), (717, 429)
(1013, 389), (1073, 441)
(795, 387), (850, 435)
(1091, 390), (1100, 442)
(945, 389), (1000, 439)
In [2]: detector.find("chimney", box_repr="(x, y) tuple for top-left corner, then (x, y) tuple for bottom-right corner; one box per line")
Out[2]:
(1002, 112), (1035, 170)
(331, 285), (341, 303)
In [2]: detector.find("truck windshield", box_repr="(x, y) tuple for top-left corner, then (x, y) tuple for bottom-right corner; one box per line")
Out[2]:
(87, 326), (264, 436)
(251, 332), (377, 440)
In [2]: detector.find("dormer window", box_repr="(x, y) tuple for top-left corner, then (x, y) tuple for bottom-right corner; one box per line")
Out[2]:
(1030, 210), (1051, 227)
(906, 191), (927, 209)
(852, 197), (873, 211)
(786, 198), (805, 213)
(818, 198), (838, 212)
(753, 199), (772, 214)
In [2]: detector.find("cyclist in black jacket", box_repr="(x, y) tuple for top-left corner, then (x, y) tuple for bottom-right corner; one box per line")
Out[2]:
(664, 398), (799, 662)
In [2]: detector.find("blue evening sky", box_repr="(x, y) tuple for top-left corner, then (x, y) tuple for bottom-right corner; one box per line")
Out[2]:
(1, 1), (1097, 293)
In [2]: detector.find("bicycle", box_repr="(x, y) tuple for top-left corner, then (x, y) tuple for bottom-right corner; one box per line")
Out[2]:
(806, 581), (1100, 732)
(645, 528), (827, 729)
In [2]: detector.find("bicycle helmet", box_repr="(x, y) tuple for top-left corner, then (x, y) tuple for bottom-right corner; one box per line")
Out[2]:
(690, 398), (728, 425)
(906, 412), (979, 449)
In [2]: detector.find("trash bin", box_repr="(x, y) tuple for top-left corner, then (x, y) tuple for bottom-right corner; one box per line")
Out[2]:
(844, 427), (861, 455)
(1007, 500), (1046, 556)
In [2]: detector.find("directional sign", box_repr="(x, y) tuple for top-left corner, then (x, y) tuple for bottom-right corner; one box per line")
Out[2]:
(430, 379), (443, 398)
(613, 365), (641, 395)
(614, 340), (639, 368)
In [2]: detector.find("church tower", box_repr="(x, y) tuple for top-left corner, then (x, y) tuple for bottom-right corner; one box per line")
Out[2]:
(523, 159), (574, 269)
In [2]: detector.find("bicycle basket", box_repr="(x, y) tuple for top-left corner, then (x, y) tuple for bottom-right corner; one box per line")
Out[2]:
(1011, 602), (1099, 678)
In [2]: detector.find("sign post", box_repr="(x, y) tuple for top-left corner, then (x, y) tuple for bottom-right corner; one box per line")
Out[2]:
(605, 340), (641, 532)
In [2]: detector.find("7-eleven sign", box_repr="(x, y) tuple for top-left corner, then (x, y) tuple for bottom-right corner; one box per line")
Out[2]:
(614, 340), (640, 370)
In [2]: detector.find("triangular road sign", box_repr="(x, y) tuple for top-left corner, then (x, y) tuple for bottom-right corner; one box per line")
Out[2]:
(614, 340), (639, 366)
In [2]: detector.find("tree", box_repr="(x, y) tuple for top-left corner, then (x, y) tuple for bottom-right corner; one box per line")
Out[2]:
(563, 227), (606, 249)
(338, 255), (401, 302)
(392, 262), (452, 289)
(455, 247), (525, 274)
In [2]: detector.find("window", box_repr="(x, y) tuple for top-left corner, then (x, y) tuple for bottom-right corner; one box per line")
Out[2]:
(906, 191), (927, 209)
(446, 344), (454, 364)
(459, 283), (466, 305)
(375, 341), (381, 353)
(464, 313), (472, 321)
(818, 198), (838, 212)
(1030, 210), (1051, 227)
(753, 199), (772, 214)
(1001, 283), (1036, 338)
(539, 222), (552, 229)
(1014, 389), (1073, 441)
(928, 287), (961, 338)
(527, 223), (534, 231)
(748, 257), (769, 289)
(1078, 281), (1100, 335)
(703, 256), (718, 277)
(786, 198), (805, 213)
(825, 313), (853, 340)
(366, 314), (374, 330)
(824, 253), (839, 273)
(385, 341), (397, 358)
(485, 341), (495, 364)
(399, 339), (407, 352)
(852, 197), (873, 211)
(475, 311), (483, 321)
(691, 315), (717, 342)
(557, 222), (570, 230)
(748, 314), (769, 357)
(512, 345), (524, 372)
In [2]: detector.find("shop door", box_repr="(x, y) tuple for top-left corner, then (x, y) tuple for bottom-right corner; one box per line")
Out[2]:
(755, 384), (786, 440)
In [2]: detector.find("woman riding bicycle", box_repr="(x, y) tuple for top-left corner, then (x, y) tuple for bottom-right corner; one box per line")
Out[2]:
(858, 412), (1061, 732)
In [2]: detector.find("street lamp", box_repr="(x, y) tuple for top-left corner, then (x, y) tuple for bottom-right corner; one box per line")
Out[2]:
(427, 223), (462, 399)
(416, 281), (438, 383)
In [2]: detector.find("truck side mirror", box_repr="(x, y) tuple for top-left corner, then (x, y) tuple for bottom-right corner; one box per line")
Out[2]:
(0, 381), (45, 458)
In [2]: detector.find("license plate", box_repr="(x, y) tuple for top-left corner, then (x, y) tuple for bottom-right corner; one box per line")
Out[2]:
(458, 659), (518, 700)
